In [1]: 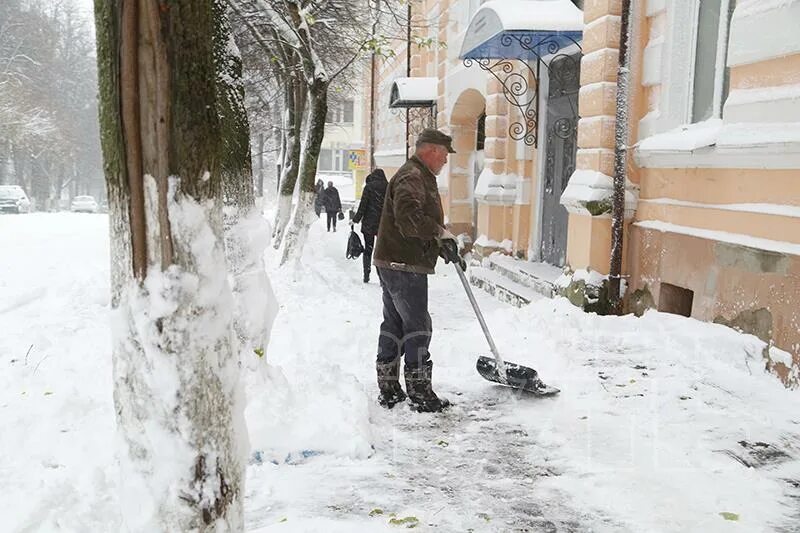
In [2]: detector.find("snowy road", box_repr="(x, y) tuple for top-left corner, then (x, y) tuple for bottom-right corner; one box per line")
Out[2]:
(2, 212), (799, 532)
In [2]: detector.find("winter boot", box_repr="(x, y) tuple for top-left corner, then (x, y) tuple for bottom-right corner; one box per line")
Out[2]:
(404, 361), (451, 412)
(376, 358), (406, 408)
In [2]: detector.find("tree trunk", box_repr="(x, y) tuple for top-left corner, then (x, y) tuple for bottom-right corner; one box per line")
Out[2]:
(52, 164), (65, 211)
(271, 77), (304, 248)
(256, 132), (265, 198)
(95, 1), (246, 529)
(279, 79), (328, 266)
(0, 141), (8, 185)
(214, 0), (276, 366)
(274, 121), (284, 195)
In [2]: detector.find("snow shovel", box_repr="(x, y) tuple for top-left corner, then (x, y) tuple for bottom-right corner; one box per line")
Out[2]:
(453, 263), (560, 396)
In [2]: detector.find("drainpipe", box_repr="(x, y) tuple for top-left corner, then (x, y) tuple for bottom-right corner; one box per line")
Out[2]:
(369, 0), (380, 170)
(405, 1), (411, 158)
(609, 0), (633, 314)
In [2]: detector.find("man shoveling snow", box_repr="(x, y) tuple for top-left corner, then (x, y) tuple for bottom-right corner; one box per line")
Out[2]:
(371, 128), (463, 413)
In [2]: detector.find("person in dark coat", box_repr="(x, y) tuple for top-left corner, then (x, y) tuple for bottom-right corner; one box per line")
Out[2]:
(314, 179), (324, 217)
(371, 129), (462, 413)
(352, 168), (387, 283)
(322, 181), (342, 232)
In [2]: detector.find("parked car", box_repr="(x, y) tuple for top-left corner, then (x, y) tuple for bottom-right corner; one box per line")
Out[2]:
(0, 185), (32, 213)
(70, 195), (98, 213)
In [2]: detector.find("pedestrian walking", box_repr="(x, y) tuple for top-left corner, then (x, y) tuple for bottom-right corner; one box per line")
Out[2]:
(352, 168), (387, 283)
(314, 179), (324, 217)
(322, 181), (342, 232)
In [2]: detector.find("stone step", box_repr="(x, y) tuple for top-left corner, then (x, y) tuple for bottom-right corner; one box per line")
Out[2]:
(468, 266), (541, 308)
(484, 254), (563, 299)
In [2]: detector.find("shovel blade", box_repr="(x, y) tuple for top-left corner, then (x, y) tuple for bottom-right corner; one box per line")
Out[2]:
(476, 356), (560, 396)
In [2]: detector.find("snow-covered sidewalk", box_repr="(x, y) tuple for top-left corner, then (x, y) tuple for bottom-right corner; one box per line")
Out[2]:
(1, 213), (798, 532)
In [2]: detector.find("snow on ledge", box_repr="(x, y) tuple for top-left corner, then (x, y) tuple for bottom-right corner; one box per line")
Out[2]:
(634, 220), (800, 256)
(638, 198), (800, 219)
(637, 119), (723, 152)
(717, 122), (800, 147)
(475, 234), (513, 252)
(560, 169), (638, 218)
(474, 168), (517, 205)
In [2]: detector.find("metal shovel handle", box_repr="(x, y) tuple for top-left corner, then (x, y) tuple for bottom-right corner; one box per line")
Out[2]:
(453, 263), (508, 378)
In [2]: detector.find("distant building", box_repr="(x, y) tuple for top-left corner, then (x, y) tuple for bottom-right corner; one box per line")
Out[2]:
(318, 82), (368, 209)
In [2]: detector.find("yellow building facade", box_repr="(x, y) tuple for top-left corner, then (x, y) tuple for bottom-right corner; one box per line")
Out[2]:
(365, 0), (800, 384)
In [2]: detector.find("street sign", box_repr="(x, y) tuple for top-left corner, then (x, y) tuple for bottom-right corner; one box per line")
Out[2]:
(347, 149), (367, 170)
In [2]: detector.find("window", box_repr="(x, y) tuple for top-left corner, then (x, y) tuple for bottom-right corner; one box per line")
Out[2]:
(326, 100), (355, 124)
(318, 149), (333, 170)
(333, 150), (345, 171)
(318, 149), (349, 171)
(639, 0), (737, 139)
(691, 0), (735, 123)
(342, 100), (354, 123)
(658, 283), (694, 318)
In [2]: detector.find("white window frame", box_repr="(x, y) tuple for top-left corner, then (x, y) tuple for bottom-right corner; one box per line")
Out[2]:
(636, 0), (800, 168)
(333, 149), (345, 171)
(644, 0), (732, 135)
(689, 0), (733, 123)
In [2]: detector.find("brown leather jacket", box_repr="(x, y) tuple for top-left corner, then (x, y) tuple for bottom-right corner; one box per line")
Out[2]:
(373, 156), (444, 274)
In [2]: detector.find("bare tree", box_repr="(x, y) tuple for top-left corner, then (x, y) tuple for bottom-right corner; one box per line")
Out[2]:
(227, 0), (441, 265)
(229, 0), (381, 265)
(0, 0), (102, 205)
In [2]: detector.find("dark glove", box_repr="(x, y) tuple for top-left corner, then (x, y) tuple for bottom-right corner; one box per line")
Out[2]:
(438, 230), (466, 271)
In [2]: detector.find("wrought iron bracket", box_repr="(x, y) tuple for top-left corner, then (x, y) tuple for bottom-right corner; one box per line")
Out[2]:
(464, 57), (540, 146)
(462, 33), (582, 148)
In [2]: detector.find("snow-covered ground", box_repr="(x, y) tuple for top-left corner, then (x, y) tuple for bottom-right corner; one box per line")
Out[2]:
(1, 212), (799, 532)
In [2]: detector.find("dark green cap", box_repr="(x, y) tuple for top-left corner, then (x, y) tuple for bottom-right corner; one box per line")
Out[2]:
(416, 128), (456, 153)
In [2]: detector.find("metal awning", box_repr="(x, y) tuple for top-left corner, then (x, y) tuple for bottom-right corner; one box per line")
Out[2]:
(458, 0), (584, 147)
(389, 77), (438, 108)
(459, 0), (583, 61)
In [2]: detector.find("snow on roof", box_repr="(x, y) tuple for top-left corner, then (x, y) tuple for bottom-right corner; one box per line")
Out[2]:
(389, 77), (438, 108)
(478, 0), (584, 32)
(460, 0), (584, 60)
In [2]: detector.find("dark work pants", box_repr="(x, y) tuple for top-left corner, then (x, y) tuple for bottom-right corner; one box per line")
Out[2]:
(326, 211), (337, 231)
(376, 267), (431, 368)
(362, 233), (375, 280)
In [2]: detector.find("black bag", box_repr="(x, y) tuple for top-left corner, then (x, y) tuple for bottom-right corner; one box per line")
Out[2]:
(346, 229), (364, 259)
(337, 211), (345, 221)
